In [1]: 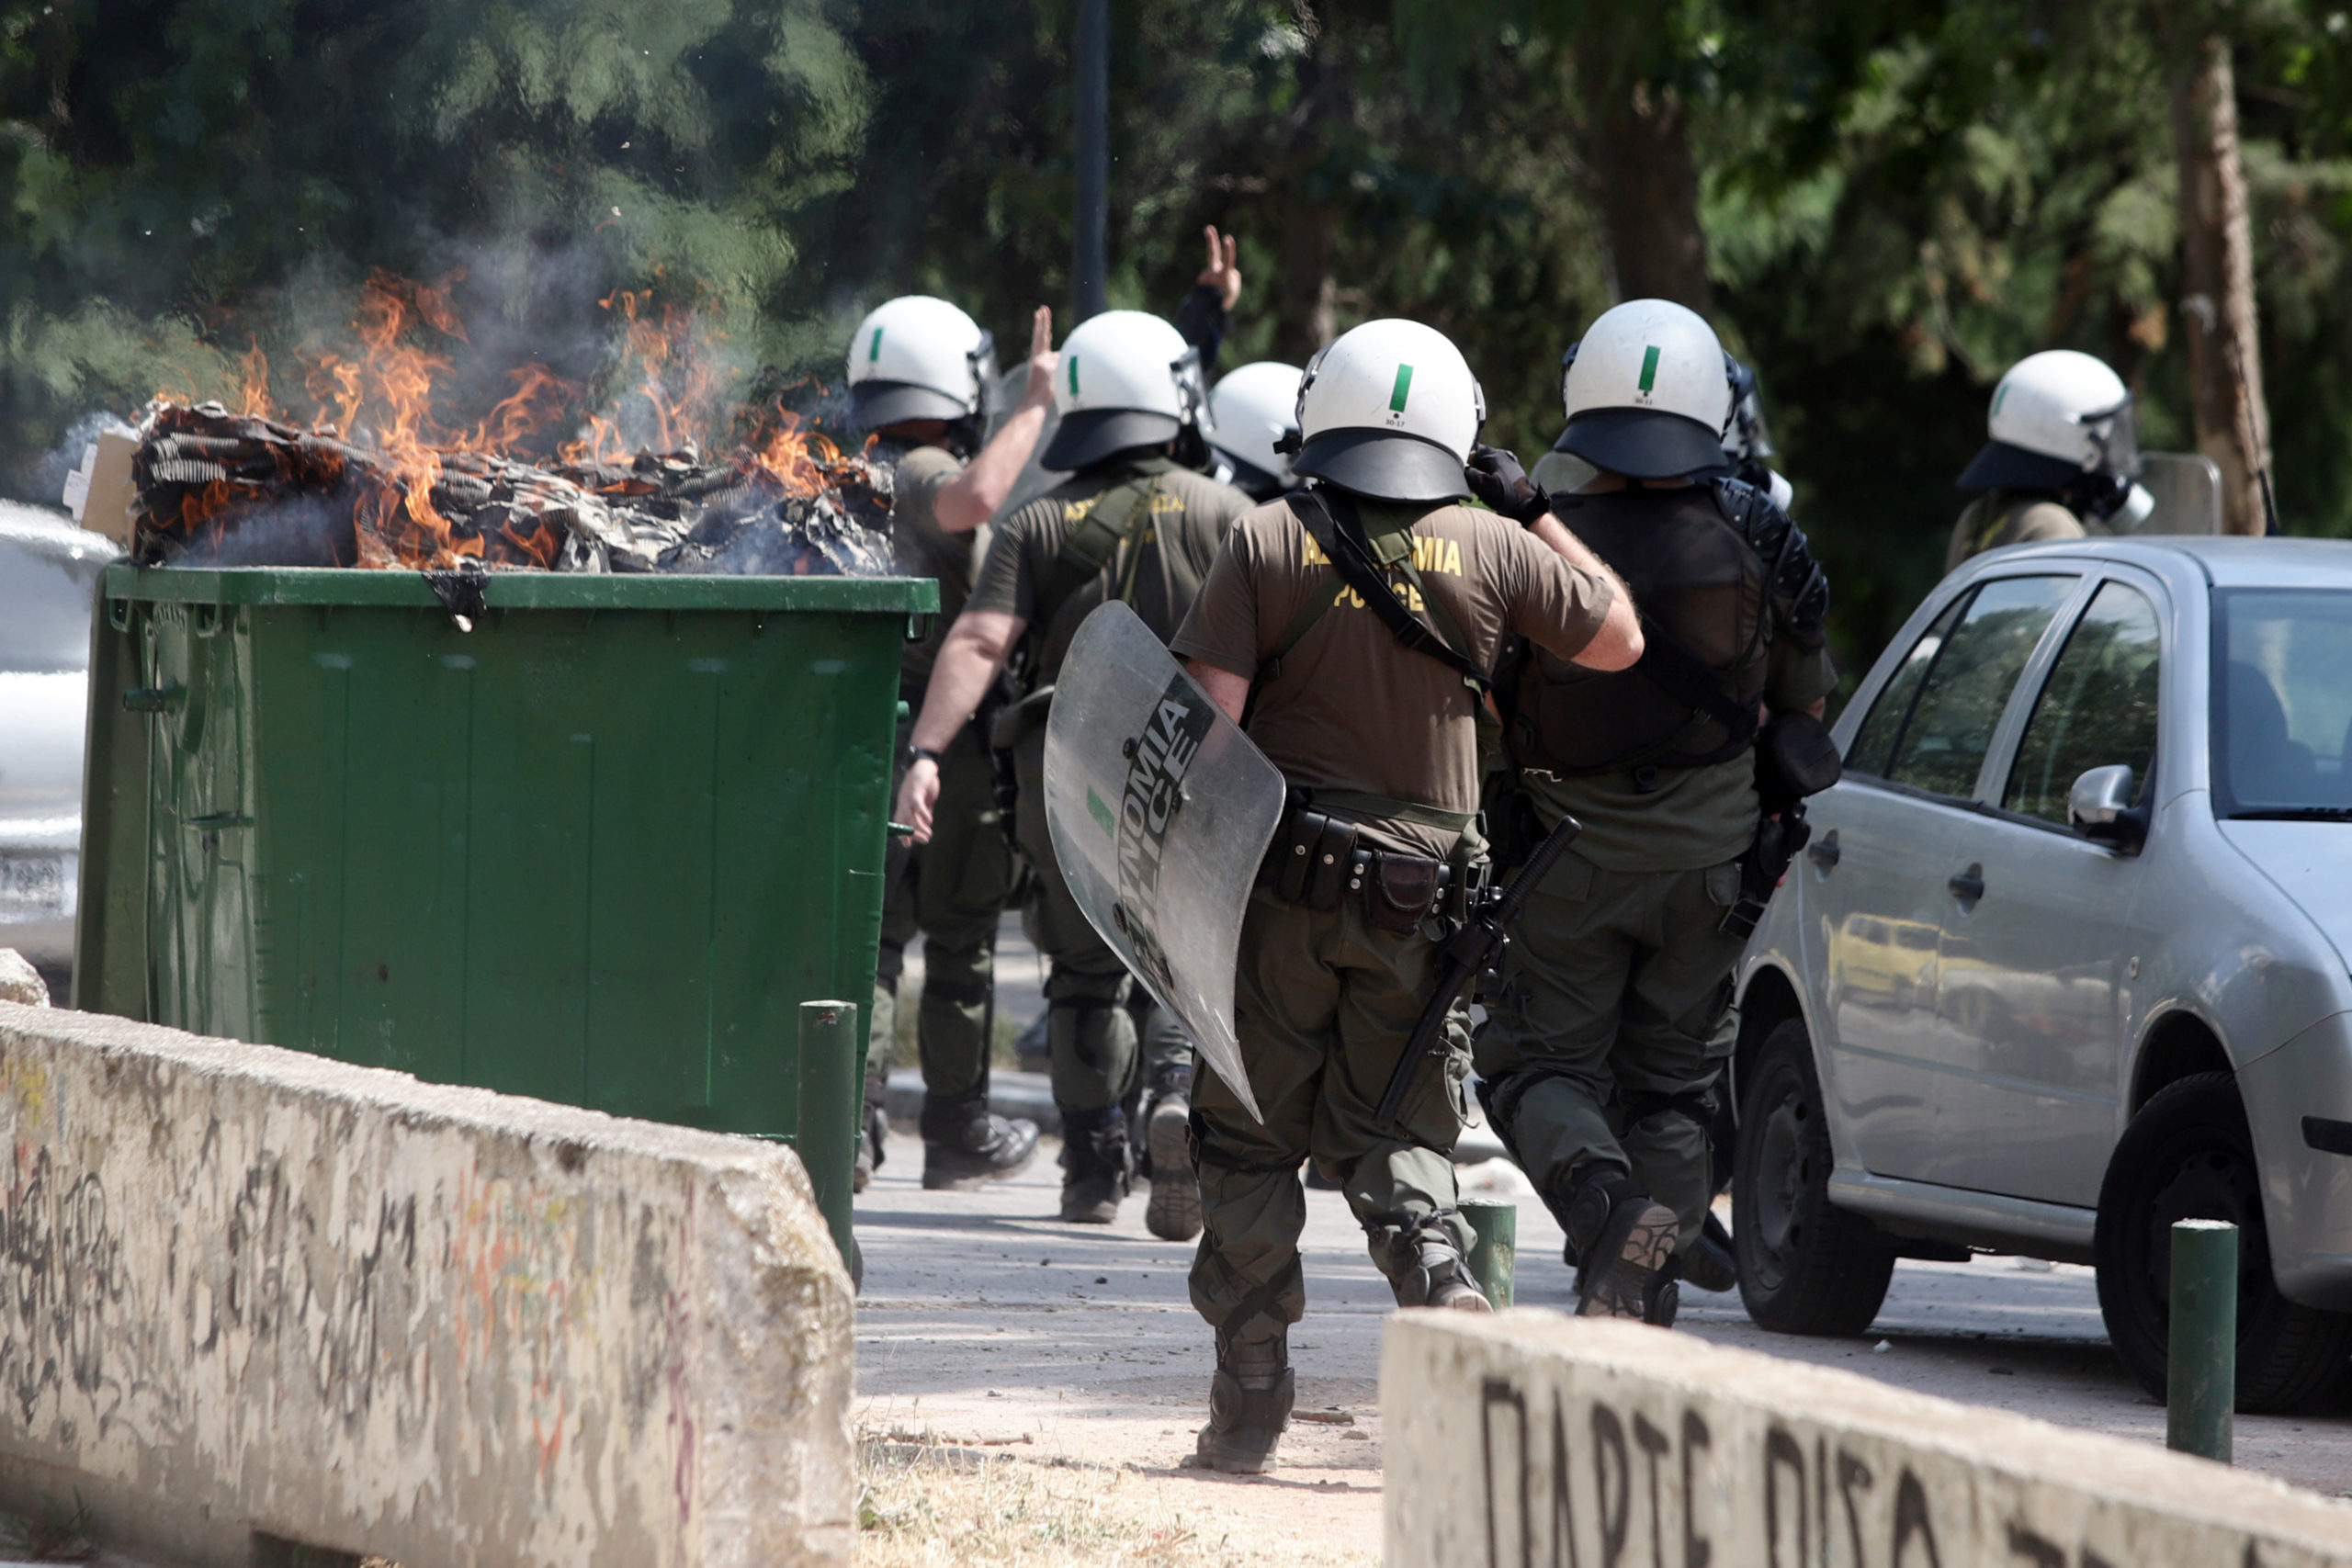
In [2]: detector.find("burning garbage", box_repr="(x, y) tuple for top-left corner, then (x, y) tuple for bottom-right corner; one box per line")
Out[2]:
(130, 400), (893, 576)
(80, 272), (897, 577)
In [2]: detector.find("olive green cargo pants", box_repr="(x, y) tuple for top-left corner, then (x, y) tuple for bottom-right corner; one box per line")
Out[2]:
(1189, 890), (1474, 1339)
(870, 719), (1019, 1105)
(1473, 849), (1745, 1250)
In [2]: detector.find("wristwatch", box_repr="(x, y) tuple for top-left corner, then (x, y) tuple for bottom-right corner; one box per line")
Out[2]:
(906, 743), (945, 769)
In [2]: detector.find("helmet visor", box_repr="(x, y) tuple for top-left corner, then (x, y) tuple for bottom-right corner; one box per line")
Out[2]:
(2080, 398), (2140, 479)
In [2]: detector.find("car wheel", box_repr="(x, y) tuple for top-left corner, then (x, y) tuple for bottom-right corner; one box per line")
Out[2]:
(2093, 1071), (2352, 1413)
(1735, 1018), (1896, 1336)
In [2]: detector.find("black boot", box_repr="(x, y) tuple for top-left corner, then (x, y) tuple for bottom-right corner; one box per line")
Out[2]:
(1682, 1211), (1737, 1293)
(1191, 1325), (1293, 1474)
(1141, 1064), (1202, 1242)
(1549, 1165), (1680, 1325)
(1368, 1213), (1493, 1313)
(920, 1091), (1040, 1191)
(1058, 1105), (1134, 1224)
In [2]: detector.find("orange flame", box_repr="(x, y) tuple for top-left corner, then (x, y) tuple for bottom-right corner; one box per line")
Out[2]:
(152, 269), (860, 570)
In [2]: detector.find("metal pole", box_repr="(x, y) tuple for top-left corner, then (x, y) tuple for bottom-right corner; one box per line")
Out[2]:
(1462, 1200), (1517, 1310)
(2166, 1218), (2237, 1461)
(1071, 0), (1109, 321)
(799, 999), (861, 1274)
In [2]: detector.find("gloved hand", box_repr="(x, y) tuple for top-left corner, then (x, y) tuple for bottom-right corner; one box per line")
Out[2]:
(1465, 445), (1550, 525)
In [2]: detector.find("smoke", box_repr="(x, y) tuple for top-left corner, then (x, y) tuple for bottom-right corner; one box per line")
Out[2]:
(33, 411), (136, 517)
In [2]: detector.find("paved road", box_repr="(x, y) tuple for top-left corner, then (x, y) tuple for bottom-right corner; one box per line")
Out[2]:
(854, 1125), (2352, 1561)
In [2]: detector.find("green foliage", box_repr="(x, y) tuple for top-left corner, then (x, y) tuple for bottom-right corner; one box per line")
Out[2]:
(9, 0), (2352, 673)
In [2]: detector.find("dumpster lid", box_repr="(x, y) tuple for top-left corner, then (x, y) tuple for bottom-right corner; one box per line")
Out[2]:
(102, 565), (940, 615)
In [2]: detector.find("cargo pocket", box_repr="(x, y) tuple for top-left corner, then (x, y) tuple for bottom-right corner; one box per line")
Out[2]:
(1398, 1012), (1475, 1155)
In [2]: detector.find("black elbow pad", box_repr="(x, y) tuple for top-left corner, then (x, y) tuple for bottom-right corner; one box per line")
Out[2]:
(1715, 476), (1830, 649)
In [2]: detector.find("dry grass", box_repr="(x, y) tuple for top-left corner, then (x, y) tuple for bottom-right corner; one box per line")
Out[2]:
(855, 1428), (1375, 1568)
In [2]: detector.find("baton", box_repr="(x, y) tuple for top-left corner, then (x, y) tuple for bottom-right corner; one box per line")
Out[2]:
(1374, 809), (1583, 1128)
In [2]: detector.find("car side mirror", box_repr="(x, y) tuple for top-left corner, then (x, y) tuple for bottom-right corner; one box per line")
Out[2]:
(2068, 764), (2147, 851)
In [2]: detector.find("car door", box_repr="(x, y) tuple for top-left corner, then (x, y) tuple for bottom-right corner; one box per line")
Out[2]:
(1932, 574), (2165, 1205)
(1811, 572), (2081, 1181)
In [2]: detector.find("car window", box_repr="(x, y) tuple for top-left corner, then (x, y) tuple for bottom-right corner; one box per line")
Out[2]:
(1851, 576), (2076, 797)
(2002, 581), (2161, 825)
(1846, 594), (1967, 777)
(2212, 589), (2352, 816)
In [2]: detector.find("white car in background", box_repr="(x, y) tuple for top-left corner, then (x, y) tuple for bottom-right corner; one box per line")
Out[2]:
(0, 502), (118, 995)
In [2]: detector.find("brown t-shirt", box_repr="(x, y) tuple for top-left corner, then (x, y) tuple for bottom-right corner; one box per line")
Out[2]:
(1171, 497), (1614, 855)
(967, 459), (1250, 683)
(890, 444), (985, 688)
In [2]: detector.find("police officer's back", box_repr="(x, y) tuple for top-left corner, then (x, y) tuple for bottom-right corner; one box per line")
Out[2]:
(897, 309), (1250, 1228)
(842, 295), (1048, 1195)
(1476, 299), (1834, 1325)
(1170, 320), (1641, 1474)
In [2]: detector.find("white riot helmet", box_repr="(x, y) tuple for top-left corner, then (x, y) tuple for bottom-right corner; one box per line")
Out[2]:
(844, 295), (997, 434)
(1555, 299), (1735, 480)
(1040, 310), (1207, 470)
(1207, 361), (1305, 499)
(1959, 350), (2144, 503)
(1291, 320), (1483, 502)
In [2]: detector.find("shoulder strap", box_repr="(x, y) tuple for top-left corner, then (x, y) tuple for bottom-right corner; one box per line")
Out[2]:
(1632, 614), (1760, 740)
(1035, 473), (1160, 630)
(1283, 491), (1488, 694)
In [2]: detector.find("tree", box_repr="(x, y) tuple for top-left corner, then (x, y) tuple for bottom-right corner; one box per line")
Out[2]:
(2175, 34), (2275, 534)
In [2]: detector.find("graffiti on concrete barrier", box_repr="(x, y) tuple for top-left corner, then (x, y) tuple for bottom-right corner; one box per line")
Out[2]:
(1472, 1375), (2264, 1568)
(0, 1145), (126, 1427)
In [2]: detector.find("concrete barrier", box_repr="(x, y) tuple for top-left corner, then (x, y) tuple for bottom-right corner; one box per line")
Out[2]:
(1384, 1312), (2352, 1567)
(0, 1000), (854, 1568)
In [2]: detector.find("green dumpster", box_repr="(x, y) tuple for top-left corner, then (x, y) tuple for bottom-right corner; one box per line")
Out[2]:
(73, 565), (935, 1249)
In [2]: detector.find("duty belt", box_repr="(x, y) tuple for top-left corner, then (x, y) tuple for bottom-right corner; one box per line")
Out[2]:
(1257, 803), (1479, 934)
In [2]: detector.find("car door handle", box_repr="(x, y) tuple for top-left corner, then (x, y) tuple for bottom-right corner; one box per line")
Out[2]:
(1948, 866), (1985, 901)
(1808, 831), (1840, 870)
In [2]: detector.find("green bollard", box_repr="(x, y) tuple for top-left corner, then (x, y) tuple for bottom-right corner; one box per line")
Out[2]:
(1462, 1199), (1518, 1309)
(2166, 1217), (2237, 1462)
(798, 999), (861, 1275)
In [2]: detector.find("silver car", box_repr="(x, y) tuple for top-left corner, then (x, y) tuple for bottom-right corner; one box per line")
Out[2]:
(1734, 535), (2352, 1412)
(0, 503), (116, 992)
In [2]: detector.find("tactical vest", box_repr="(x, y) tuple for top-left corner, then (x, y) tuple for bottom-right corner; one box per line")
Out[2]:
(1510, 483), (1776, 776)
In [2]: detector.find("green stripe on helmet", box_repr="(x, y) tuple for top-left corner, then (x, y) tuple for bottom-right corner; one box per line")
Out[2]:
(1069, 356), (1080, 397)
(1389, 363), (1414, 413)
(869, 326), (884, 364)
(1637, 344), (1660, 393)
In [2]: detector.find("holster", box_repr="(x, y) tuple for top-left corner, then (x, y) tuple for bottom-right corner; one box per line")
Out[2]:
(988, 683), (1056, 750)
(1719, 802), (1813, 939)
(1755, 710), (1843, 818)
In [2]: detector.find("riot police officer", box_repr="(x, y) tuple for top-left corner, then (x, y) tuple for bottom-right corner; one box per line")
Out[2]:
(1475, 299), (1833, 1325)
(1170, 319), (1641, 1473)
(1205, 361), (1306, 502)
(1947, 349), (2153, 571)
(845, 296), (1053, 1193)
(897, 309), (1253, 1226)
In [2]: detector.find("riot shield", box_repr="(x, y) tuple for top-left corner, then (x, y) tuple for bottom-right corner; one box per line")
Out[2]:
(2130, 452), (2223, 536)
(1043, 601), (1285, 1122)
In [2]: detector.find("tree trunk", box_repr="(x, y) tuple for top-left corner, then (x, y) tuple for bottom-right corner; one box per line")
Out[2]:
(1268, 15), (1349, 365)
(1589, 76), (1713, 314)
(2174, 36), (2272, 536)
